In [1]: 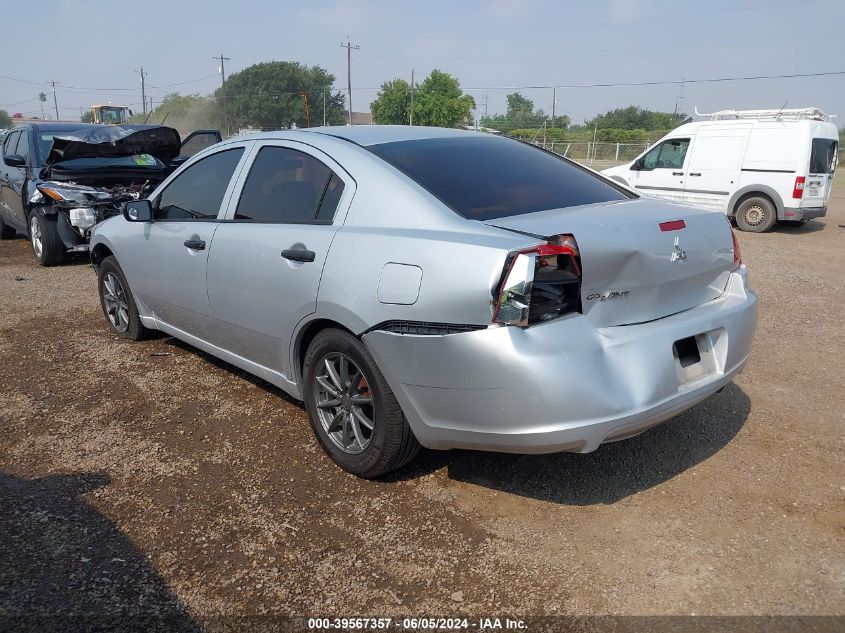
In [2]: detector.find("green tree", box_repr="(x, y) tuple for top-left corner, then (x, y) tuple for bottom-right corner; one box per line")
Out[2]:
(131, 93), (221, 135)
(506, 92), (534, 117)
(216, 61), (345, 130)
(370, 79), (412, 125)
(480, 91), (570, 132)
(0, 109), (12, 128)
(585, 106), (690, 130)
(411, 70), (475, 128)
(80, 109), (94, 123)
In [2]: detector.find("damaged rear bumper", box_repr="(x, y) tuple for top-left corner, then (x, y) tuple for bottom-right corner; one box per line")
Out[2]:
(362, 268), (757, 454)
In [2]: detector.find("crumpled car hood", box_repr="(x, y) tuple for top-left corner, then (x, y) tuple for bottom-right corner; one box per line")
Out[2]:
(45, 125), (181, 165)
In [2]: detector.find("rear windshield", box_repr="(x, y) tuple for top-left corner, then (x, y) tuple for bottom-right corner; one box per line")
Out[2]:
(367, 136), (631, 221)
(809, 138), (838, 174)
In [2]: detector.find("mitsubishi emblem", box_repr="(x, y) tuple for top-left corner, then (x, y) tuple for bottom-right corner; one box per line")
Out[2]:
(670, 236), (687, 262)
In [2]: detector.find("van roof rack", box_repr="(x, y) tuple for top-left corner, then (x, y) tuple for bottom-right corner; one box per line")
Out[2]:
(694, 107), (836, 121)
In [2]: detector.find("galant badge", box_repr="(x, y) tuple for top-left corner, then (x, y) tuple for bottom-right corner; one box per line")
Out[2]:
(670, 236), (687, 262)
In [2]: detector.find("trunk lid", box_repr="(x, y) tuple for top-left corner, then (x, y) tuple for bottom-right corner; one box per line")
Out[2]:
(486, 199), (735, 327)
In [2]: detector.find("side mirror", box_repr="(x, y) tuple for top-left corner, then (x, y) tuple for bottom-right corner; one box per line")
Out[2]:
(631, 157), (644, 171)
(123, 199), (153, 222)
(3, 154), (25, 168)
(169, 156), (189, 168)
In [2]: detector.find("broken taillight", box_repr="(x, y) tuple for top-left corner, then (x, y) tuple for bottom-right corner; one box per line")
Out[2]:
(726, 216), (742, 269)
(493, 235), (582, 327)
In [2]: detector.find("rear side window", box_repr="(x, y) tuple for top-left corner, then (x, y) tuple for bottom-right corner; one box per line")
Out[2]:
(810, 138), (838, 174)
(155, 148), (244, 221)
(368, 136), (630, 221)
(235, 146), (344, 223)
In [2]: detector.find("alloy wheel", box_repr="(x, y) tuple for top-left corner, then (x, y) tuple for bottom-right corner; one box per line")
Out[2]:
(30, 216), (42, 258)
(102, 272), (130, 332)
(313, 352), (375, 454)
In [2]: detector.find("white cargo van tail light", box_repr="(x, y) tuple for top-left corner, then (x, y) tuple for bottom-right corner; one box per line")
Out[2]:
(493, 235), (582, 327)
(792, 176), (806, 199)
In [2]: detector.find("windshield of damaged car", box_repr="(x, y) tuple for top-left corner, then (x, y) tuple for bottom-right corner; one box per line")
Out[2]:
(367, 136), (632, 220)
(47, 154), (165, 170)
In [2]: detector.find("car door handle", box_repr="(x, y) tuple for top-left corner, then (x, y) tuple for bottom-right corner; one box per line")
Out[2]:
(184, 239), (206, 250)
(689, 172), (702, 177)
(282, 249), (316, 263)
(672, 171), (684, 176)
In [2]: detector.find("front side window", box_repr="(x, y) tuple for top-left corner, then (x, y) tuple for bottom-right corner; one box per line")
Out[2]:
(641, 138), (690, 170)
(235, 146), (345, 223)
(368, 136), (630, 221)
(15, 131), (30, 163)
(3, 131), (19, 156)
(810, 138), (838, 174)
(155, 148), (244, 221)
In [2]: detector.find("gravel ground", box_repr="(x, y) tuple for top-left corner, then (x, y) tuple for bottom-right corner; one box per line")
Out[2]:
(1, 182), (843, 630)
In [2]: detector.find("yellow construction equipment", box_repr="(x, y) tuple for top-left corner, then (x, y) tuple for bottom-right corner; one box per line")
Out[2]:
(91, 105), (132, 125)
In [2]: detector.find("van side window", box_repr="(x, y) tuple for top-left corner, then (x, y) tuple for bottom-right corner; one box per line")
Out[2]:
(642, 138), (690, 170)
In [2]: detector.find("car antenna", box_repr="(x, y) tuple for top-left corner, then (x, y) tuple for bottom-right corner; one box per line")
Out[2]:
(774, 101), (788, 119)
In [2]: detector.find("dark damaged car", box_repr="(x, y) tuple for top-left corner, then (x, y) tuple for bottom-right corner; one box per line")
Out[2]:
(0, 123), (220, 265)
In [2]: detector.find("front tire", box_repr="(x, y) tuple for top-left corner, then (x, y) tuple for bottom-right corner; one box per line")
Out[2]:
(735, 196), (777, 233)
(303, 328), (419, 478)
(97, 256), (148, 340)
(29, 210), (65, 265)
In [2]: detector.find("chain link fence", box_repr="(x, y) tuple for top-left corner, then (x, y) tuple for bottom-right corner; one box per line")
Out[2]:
(515, 138), (650, 169)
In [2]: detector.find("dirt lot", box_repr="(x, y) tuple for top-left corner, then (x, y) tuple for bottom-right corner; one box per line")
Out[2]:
(1, 182), (843, 630)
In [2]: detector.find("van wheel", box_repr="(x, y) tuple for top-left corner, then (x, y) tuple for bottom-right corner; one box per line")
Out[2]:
(303, 328), (420, 478)
(735, 196), (776, 233)
(29, 210), (65, 266)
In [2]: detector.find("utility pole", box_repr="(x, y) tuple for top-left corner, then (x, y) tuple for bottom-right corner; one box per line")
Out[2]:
(323, 87), (327, 127)
(551, 86), (556, 128)
(212, 52), (231, 136)
(49, 81), (60, 121)
(340, 39), (359, 125)
(409, 68), (414, 126)
(135, 67), (150, 115)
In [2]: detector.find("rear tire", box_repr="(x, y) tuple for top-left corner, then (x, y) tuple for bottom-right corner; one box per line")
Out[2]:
(97, 256), (148, 341)
(29, 209), (65, 266)
(0, 216), (15, 239)
(303, 328), (420, 478)
(735, 196), (777, 233)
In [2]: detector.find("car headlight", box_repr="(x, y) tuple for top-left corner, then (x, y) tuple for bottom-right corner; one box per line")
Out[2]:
(36, 182), (104, 206)
(69, 208), (96, 229)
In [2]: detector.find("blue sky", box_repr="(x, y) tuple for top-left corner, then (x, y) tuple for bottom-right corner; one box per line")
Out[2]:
(2, 0), (843, 125)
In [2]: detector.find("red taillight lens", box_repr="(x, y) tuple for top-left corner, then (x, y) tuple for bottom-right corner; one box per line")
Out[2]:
(792, 176), (806, 199)
(493, 235), (582, 327)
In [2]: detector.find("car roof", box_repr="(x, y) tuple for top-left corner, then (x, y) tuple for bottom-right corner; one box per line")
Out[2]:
(238, 125), (490, 147)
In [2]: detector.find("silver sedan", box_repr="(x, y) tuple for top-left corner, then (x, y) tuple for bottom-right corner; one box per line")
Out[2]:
(90, 126), (757, 477)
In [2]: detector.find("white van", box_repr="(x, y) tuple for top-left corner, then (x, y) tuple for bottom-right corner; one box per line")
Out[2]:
(603, 107), (839, 232)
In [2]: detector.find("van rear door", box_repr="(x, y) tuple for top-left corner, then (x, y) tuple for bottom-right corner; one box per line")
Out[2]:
(682, 125), (749, 213)
(803, 138), (838, 208)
